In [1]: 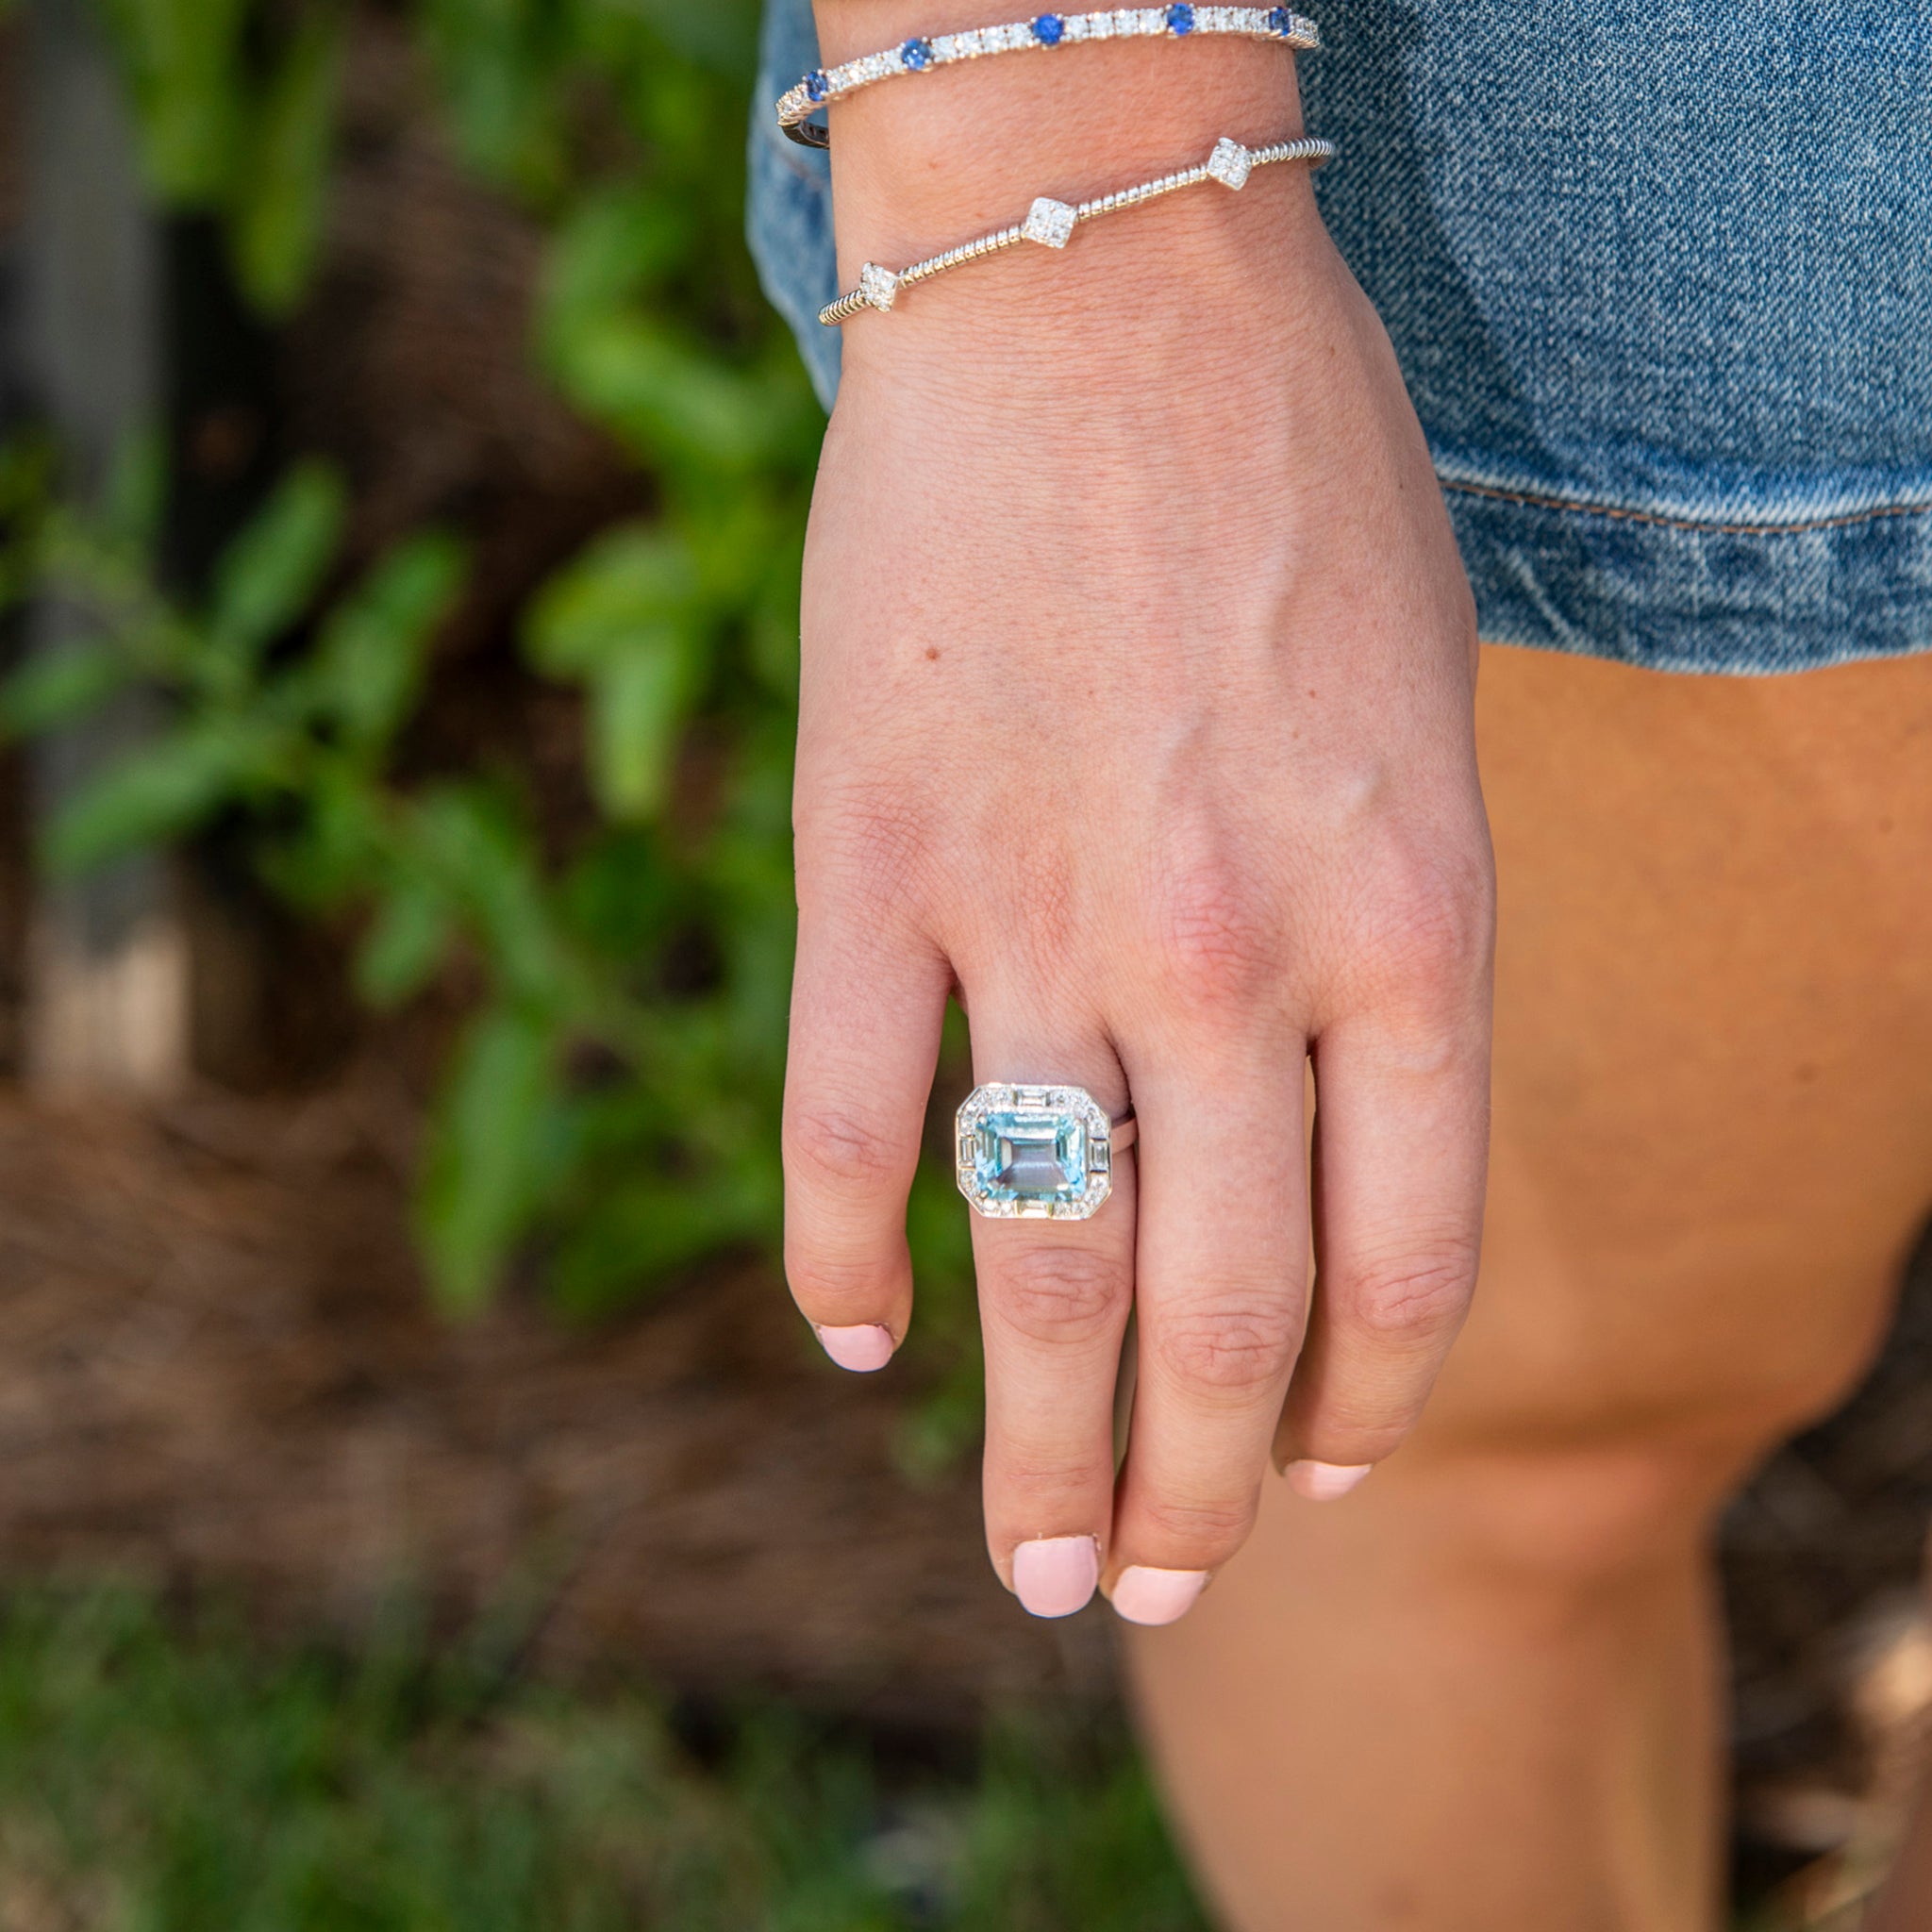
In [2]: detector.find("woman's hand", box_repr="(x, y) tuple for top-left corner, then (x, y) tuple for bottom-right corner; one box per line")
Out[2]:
(782, 15), (1493, 1622)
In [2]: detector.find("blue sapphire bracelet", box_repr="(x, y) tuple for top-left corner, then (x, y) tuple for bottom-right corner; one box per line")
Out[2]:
(777, 6), (1322, 149)
(819, 132), (1333, 325)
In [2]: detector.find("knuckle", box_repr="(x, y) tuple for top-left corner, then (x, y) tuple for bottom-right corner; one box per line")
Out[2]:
(991, 1244), (1130, 1349)
(1349, 836), (1494, 1010)
(1142, 850), (1277, 1013)
(795, 782), (941, 923)
(783, 1102), (910, 1196)
(1138, 1491), (1257, 1563)
(783, 1243), (895, 1321)
(1152, 1299), (1300, 1396)
(1344, 1242), (1478, 1344)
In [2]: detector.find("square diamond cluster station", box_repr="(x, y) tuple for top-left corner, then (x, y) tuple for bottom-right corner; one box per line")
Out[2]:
(957, 1085), (1122, 1220)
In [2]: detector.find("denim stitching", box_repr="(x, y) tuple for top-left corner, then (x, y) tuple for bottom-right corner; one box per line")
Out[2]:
(1441, 477), (1932, 540)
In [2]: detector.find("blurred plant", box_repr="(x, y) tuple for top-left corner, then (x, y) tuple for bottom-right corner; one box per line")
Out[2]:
(0, 1587), (1209, 1929)
(0, 0), (980, 1438)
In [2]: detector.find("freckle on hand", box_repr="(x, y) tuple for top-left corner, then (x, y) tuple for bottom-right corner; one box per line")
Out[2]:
(925, 645), (941, 661)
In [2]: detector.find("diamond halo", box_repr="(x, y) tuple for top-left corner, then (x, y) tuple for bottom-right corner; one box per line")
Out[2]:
(956, 1084), (1120, 1221)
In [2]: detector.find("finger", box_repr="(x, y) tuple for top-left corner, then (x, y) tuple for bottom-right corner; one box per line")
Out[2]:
(965, 1024), (1137, 1621)
(1272, 1005), (1489, 1494)
(782, 896), (951, 1371)
(1107, 1030), (1309, 1622)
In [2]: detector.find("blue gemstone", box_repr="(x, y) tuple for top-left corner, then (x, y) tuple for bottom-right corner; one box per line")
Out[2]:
(973, 1108), (1091, 1209)
(1166, 1), (1195, 31)
(1266, 4), (1291, 30)
(1031, 12), (1065, 42)
(805, 68), (827, 101)
(901, 35), (934, 67)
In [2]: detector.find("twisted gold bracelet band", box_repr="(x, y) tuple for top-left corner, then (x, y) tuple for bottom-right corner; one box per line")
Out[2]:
(819, 133), (1334, 326)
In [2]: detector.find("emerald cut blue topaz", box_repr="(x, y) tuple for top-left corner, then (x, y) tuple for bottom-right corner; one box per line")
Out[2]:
(956, 1084), (1115, 1220)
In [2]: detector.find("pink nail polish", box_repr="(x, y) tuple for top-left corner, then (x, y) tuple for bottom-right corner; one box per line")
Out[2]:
(1011, 1536), (1100, 1618)
(1109, 1566), (1209, 1627)
(813, 1324), (895, 1373)
(1284, 1459), (1374, 1501)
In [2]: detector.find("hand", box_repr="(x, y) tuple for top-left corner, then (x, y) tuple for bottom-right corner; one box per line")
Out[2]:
(782, 14), (1493, 1622)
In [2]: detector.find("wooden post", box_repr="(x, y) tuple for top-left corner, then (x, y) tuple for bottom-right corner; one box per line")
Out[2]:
(18, 0), (189, 1093)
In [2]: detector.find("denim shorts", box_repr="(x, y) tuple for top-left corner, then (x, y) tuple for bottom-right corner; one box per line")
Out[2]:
(748, 0), (1932, 674)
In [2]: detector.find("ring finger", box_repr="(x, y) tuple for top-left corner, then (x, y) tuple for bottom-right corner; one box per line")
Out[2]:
(963, 1005), (1138, 1621)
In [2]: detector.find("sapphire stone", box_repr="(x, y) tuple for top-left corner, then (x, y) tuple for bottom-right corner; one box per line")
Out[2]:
(1267, 4), (1291, 29)
(901, 35), (934, 67)
(1166, 2), (1195, 31)
(805, 68), (827, 101)
(1031, 12), (1065, 42)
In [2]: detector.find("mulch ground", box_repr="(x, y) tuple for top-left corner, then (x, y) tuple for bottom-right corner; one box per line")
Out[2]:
(0, 1077), (1110, 1733)
(0, 1075), (1925, 1912)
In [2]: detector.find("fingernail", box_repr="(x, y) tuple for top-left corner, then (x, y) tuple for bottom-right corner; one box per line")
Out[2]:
(813, 1324), (895, 1373)
(1109, 1566), (1209, 1627)
(1010, 1536), (1100, 1618)
(1284, 1459), (1374, 1501)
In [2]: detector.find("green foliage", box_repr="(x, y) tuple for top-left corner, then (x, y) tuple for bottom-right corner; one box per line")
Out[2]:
(0, 1588), (1208, 1930)
(2, 0), (976, 1414)
(98, 0), (341, 313)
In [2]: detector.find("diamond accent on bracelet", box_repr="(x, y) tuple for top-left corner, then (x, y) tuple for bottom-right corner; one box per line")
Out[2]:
(818, 134), (1334, 325)
(1022, 196), (1079, 247)
(1206, 136), (1254, 188)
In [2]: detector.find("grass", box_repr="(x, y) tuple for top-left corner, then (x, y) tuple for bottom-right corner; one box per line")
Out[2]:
(0, 1590), (1208, 1931)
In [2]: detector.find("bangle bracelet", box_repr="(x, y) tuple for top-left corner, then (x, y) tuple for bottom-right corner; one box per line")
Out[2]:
(818, 132), (1333, 325)
(777, 5), (1322, 150)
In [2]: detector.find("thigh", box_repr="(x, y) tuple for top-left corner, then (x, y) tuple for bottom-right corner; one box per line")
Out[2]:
(1419, 641), (1932, 1460)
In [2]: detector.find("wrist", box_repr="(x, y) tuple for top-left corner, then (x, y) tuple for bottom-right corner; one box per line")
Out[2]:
(810, 0), (1320, 361)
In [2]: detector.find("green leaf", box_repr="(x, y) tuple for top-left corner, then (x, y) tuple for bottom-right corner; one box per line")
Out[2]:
(406, 785), (566, 1009)
(96, 0), (251, 204)
(42, 715), (283, 875)
(355, 876), (452, 1008)
(546, 1174), (755, 1319)
(542, 315), (789, 471)
(206, 464), (346, 680)
(416, 1004), (558, 1310)
(415, 0), (568, 197)
(305, 532), (466, 752)
(230, 13), (343, 316)
(0, 644), (135, 739)
(523, 525), (699, 678)
(586, 629), (692, 821)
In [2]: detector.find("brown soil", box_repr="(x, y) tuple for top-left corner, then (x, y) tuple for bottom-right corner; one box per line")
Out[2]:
(0, 1077), (1110, 1732)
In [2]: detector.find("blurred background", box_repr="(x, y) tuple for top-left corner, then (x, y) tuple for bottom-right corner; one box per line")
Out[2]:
(0, 1), (1926, 1925)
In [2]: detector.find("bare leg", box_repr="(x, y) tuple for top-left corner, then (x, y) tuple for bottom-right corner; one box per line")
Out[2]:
(1129, 643), (1932, 1931)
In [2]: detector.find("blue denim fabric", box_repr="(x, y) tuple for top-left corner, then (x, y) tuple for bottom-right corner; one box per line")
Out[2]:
(747, 0), (1932, 673)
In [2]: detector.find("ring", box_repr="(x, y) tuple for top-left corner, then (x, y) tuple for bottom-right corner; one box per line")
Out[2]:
(956, 1083), (1136, 1221)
